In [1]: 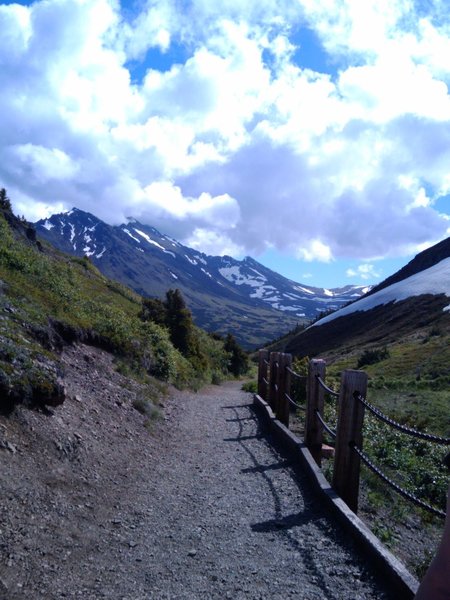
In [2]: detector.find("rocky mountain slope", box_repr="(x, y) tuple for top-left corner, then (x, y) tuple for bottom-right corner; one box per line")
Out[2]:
(35, 208), (369, 348)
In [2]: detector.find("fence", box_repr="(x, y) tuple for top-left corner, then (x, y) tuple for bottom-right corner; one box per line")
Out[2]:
(257, 349), (450, 516)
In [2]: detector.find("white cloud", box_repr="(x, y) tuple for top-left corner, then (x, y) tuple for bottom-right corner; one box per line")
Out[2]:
(0, 0), (449, 270)
(8, 144), (79, 182)
(140, 181), (240, 227)
(184, 228), (244, 257)
(346, 263), (381, 280)
(296, 240), (333, 262)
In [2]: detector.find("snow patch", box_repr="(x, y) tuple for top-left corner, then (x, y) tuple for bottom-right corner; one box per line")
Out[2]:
(96, 246), (106, 259)
(293, 285), (314, 295)
(69, 223), (76, 245)
(219, 266), (267, 288)
(249, 267), (266, 279)
(250, 284), (277, 299)
(169, 271), (178, 279)
(185, 255), (198, 265)
(273, 305), (301, 312)
(42, 220), (54, 231)
(134, 229), (176, 257)
(123, 228), (141, 244)
(313, 257), (450, 327)
(201, 268), (212, 278)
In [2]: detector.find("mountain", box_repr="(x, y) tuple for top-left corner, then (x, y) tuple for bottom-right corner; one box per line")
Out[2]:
(35, 208), (369, 348)
(280, 238), (450, 358)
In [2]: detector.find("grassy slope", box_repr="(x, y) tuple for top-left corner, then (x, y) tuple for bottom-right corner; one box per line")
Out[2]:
(0, 209), (228, 411)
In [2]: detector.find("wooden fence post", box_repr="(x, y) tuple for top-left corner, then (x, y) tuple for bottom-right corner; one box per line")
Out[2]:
(257, 349), (269, 400)
(332, 369), (368, 514)
(305, 359), (326, 466)
(278, 353), (292, 427)
(268, 352), (280, 411)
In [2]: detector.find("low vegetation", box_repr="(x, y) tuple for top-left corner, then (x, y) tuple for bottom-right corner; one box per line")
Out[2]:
(307, 335), (449, 577)
(269, 314), (449, 578)
(0, 191), (249, 414)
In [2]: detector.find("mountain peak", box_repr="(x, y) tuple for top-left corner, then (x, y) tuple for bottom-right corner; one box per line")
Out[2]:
(35, 207), (371, 347)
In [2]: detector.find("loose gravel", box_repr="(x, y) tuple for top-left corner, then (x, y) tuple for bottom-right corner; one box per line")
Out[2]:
(0, 344), (398, 599)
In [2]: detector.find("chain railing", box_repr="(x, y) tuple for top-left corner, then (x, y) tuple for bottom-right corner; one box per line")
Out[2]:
(256, 350), (448, 518)
(354, 392), (450, 445)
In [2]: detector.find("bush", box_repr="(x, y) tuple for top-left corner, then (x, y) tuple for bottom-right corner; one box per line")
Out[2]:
(224, 333), (249, 377)
(241, 380), (257, 393)
(357, 347), (390, 368)
(0, 188), (11, 211)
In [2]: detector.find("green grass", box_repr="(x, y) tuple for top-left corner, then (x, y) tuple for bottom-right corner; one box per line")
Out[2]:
(0, 209), (245, 409)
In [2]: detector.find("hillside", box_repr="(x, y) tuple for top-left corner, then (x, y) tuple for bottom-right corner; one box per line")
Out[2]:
(35, 208), (369, 348)
(0, 201), (239, 416)
(277, 244), (450, 367)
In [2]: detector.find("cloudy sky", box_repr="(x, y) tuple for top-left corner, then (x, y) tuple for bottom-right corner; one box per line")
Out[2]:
(1, 0), (450, 287)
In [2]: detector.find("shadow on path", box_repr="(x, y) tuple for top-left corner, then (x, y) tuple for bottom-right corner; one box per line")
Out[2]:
(222, 401), (342, 600)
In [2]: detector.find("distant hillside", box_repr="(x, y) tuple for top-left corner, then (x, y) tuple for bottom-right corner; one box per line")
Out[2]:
(35, 208), (369, 348)
(366, 237), (450, 297)
(277, 240), (450, 363)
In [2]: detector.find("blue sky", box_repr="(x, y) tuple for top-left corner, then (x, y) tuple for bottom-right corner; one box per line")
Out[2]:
(0, 0), (449, 288)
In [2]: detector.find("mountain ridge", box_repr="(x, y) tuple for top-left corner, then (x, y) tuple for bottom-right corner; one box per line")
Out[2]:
(276, 237), (450, 359)
(35, 208), (370, 348)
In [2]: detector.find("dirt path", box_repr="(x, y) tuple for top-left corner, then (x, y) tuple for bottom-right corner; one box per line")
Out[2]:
(0, 345), (396, 599)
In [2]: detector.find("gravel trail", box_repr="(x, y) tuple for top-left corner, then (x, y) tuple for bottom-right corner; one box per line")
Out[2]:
(0, 347), (398, 599)
(124, 380), (396, 600)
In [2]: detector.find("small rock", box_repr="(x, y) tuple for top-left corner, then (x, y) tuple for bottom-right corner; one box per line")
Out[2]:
(188, 549), (197, 557)
(0, 441), (17, 454)
(128, 541), (138, 548)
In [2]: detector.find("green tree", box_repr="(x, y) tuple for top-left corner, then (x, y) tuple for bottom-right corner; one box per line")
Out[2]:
(140, 297), (167, 326)
(0, 188), (11, 211)
(224, 333), (248, 377)
(165, 289), (193, 355)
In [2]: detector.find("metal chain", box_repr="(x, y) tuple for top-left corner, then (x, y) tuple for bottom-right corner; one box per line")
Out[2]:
(316, 375), (339, 398)
(263, 359), (270, 366)
(262, 377), (269, 386)
(354, 393), (450, 445)
(285, 393), (306, 411)
(315, 409), (337, 439)
(286, 367), (307, 380)
(351, 443), (446, 519)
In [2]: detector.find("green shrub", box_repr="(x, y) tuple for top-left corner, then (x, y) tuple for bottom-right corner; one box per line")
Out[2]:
(224, 333), (249, 377)
(241, 380), (257, 393)
(357, 347), (390, 368)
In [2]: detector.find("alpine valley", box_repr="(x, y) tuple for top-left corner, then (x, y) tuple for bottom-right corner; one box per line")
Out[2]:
(35, 208), (369, 348)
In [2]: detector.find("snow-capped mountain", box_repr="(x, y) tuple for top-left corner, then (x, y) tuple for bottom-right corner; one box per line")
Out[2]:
(35, 208), (369, 347)
(313, 256), (450, 327)
(282, 236), (450, 357)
